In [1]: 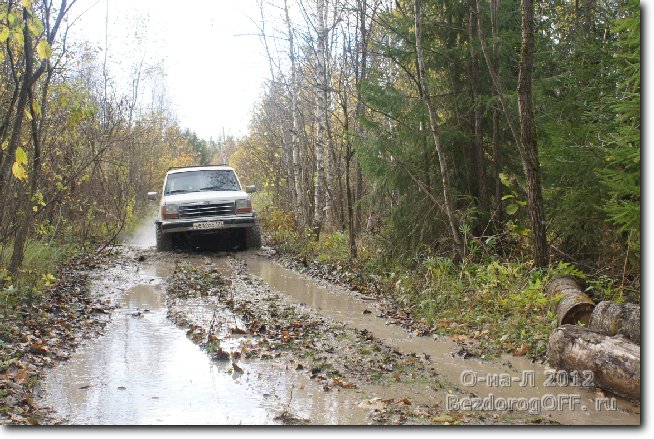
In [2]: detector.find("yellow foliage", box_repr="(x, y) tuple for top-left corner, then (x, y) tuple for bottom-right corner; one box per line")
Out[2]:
(12, 161), (27, 181)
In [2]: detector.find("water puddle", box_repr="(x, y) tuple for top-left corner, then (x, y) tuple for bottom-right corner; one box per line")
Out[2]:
(41, 252), (372, 425)
(243, 254), (640, 425)
(41, 264), (279, 425)
(163, 259), (375, 425)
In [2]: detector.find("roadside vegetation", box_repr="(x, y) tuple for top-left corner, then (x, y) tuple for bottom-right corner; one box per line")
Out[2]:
(0, 1), (220, 313)
(230, 0), (640, 361)
(259, 200), (629, 361)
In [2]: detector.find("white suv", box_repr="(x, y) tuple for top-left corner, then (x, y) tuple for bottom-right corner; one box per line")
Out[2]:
(148, 165), (261, 251)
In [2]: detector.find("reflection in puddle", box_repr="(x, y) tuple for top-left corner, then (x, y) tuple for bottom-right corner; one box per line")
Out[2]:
(42, 258), (372, 425)
(43, 273), (275, 425)
(243, 255), (640, 425)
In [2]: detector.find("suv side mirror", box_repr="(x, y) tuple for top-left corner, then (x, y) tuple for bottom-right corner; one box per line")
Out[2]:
(147, 191), (158, 201)
(245, 185), (257, 193)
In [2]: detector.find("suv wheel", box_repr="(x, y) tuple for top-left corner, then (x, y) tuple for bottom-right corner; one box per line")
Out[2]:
(156, 223), (173, 251)
(245, 223), (262, 250)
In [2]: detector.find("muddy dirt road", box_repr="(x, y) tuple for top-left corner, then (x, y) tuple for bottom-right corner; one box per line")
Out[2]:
(37, 223), (640, 425)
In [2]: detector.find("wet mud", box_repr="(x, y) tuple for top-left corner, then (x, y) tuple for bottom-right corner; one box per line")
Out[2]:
(242, 254), (640, 425)
(38, 220), (639, 425)
(41, 258), (276, 424)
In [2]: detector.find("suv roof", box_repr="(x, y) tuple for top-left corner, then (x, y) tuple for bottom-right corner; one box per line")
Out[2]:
(167, 165), (234, 175)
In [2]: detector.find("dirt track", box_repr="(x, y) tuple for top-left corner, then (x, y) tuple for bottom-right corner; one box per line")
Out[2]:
(24, 229), (640, 425)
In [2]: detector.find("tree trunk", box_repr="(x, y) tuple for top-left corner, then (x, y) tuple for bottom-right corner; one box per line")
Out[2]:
(468, 1), (488, 215)
(355, 161), (363, 233)
(345, 146), (356, 260)
(475, 0), (549, 267)
(9, 76), (48, 276)
(490, 0), (504, 229)
(259, 0), (294, 212)
(544, 276), (595, 326)
(517, 0), (548, 267)
(1, 1), (68, 263)
(6, 7), (39, 277)
(414, 0), (465, 261)
(0, 9), (32, 199)
(284, 0), (306, 231)
(345, 0), (373, 260)
(548, 325), (640, 400)
(589, 301), (640, 345)
(344, 103), (357, 260)
(312, 0), (328, 239)
(324, 88), (334, 231)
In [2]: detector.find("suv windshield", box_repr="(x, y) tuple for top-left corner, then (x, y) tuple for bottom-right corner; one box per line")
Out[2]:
(164, 170), (241, 195)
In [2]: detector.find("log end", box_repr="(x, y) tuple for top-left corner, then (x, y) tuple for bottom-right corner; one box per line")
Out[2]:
(560, 303), (594, 326)
(557, 294), (595, 326)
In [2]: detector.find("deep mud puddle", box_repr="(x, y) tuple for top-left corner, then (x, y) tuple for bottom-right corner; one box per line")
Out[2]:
(40, 252), (373, 425)
(242, 254), (640, 425)
(40, 259), (277, 425)
(37, 234), (639, 425)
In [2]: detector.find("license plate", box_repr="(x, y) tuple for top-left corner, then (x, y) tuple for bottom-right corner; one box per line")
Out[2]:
(193, 221), (224, 230)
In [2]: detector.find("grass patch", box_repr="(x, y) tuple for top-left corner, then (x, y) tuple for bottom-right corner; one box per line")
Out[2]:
(387, 258), (580, 359)
(1, 239), (79, 309)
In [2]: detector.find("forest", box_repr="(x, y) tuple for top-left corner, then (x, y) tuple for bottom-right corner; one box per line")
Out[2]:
(0, 0), (641, 357)
(0, 0), (217, 286)
(230, 0), (641, 354)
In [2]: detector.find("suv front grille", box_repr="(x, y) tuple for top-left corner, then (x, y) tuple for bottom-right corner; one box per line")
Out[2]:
(178, 202), (235, 219)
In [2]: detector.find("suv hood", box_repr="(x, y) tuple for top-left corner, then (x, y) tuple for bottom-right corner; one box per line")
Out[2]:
(163, 190), (247, 205)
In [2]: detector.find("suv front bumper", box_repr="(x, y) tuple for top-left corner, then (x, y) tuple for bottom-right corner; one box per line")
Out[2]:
(159, 215), (256, 234)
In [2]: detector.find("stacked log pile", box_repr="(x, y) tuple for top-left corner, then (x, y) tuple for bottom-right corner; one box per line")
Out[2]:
(546, 277), (640, 400)
(549, 325), (640, 400)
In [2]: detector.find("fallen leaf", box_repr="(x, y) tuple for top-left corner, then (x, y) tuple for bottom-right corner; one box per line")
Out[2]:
(513, 343), (529, 357)
(359, 398), (387, 411)
(230, 327), (248, 335)
(432, 414), (454, 423)
(14, 368), (27, 383)
(232, 361), (244, 373)
(29, 344), (48, 355)
(212, 348), (230, 361)
(333, 377), (355, 388)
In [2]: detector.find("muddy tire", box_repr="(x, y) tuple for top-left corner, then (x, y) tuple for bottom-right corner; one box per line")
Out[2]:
(245, 223), (262, 250)
(156, 224), (173, 251)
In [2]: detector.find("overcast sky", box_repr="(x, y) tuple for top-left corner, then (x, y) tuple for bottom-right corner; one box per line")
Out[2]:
(67, 0), (271, 140)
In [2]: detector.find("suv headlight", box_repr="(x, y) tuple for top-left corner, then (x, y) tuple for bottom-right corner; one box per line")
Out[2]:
(235, 199), (252, 214)
(162, 204), (179, 219)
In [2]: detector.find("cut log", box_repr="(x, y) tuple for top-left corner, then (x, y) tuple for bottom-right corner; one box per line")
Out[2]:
(548, 325), (640, 400)
(545, 276), (595, 326)
(589, 301), (640, 345)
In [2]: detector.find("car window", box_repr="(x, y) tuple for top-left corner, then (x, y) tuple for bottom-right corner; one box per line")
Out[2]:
(164, 170), (241, 194)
